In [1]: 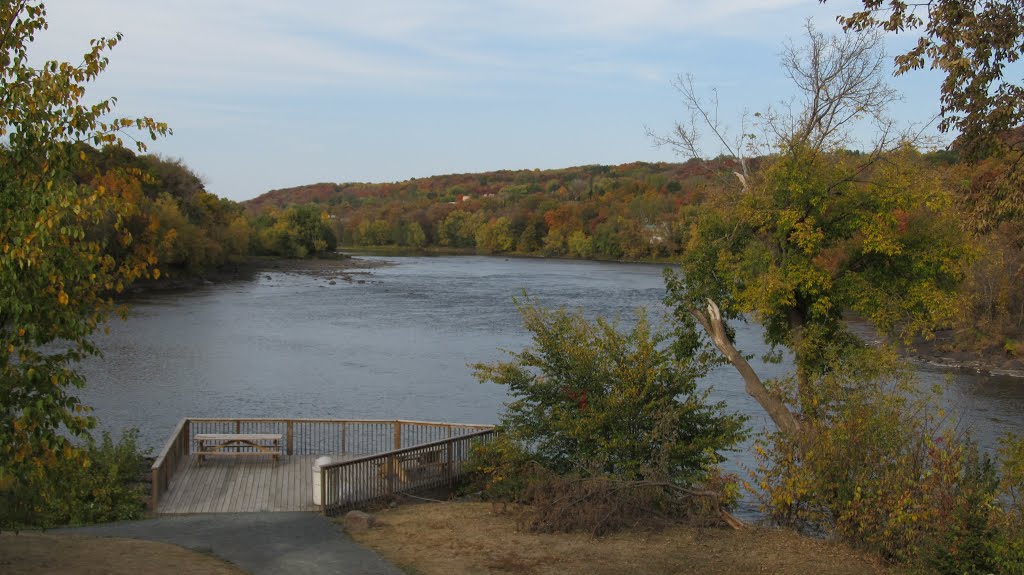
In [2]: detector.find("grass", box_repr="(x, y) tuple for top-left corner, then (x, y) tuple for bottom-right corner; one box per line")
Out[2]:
(0, 533), (244, 575)
(344, 501), (896, 575)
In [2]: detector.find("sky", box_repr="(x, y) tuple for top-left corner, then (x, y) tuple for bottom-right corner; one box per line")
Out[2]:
(31, 0), (946, 202)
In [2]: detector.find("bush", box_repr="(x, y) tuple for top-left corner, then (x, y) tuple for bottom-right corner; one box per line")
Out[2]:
(469, 298), (746, 532)
(1, 430), (150, 529)
(751, 363), (1024, 574)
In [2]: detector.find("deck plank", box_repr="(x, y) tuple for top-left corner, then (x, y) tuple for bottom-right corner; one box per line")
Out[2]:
(157, 455), (317, 514)
(243, 458), (259, 512)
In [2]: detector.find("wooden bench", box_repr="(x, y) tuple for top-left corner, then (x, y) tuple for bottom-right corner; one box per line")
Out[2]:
(412, 447), (447, 476)
(193, 433), (283, 463)
(377, 447), (447, 483)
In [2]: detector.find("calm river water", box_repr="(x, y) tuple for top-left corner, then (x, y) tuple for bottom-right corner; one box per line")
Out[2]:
(79, 255), (1023, 496)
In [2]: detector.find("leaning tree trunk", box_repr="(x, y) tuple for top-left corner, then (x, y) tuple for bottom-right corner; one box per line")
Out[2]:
(691, 299), (801, 436)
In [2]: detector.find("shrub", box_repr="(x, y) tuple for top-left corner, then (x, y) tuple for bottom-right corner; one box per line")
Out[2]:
(470, 298), (746, 532)
(751, 362), (1024, 574)
(1, 430), (150, 529)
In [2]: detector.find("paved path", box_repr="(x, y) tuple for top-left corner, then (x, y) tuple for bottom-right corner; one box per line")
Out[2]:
(59, 512), (403, 575)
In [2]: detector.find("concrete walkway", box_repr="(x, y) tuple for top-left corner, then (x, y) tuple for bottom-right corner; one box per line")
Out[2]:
(59, 512), (403, 575)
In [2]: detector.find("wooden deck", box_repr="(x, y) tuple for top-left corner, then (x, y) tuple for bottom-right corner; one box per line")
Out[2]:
(158, 455), (318, 514)
(151, 418), (496, 514)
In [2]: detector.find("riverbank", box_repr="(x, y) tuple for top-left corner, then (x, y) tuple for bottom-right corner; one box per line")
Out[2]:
(124, 254), (390, 294)
(847, 318), (1024, 379)
(345, 501), (893, 575)
(337, 244), (679, 265)
(904, 328), (1024, 378)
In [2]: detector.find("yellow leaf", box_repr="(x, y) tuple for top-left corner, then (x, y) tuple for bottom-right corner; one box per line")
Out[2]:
(57, 291), (69, 305)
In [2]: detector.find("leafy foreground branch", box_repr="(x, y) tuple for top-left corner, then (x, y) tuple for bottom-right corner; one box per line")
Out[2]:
(469, 298), (746, 535)
(1, 2), (166, 527)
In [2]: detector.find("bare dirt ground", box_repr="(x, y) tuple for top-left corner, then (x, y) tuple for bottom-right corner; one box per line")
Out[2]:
(345, 501), (895, 575)
(0, 532), (244, 575)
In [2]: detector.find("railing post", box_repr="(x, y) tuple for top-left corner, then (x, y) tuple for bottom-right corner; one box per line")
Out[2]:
(386, 454), (396, 496)
(184, 419), (190, 455)
(287, 420), (294, 456)
(151, 468), (159, 511)
(320, 468), (327, 514)
(446, 440), (454, 486)
(393, 421), (402, 451)
(341, 422), (347, 455)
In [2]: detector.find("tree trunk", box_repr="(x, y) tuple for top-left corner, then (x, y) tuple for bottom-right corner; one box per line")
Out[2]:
(691, 299), (801, 436)
(786, 307), (815, 416)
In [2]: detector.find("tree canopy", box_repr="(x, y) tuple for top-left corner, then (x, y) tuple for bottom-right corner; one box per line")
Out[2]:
(827, 0), (1024, 162)
(658, 23), (969, 431)
(0, 1), (168, 509)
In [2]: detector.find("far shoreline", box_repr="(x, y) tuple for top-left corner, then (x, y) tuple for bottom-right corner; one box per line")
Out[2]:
(122, 254), (390, 295)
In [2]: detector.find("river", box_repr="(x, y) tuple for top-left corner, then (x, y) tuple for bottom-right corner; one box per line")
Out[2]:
(78, 255), (1023, 494)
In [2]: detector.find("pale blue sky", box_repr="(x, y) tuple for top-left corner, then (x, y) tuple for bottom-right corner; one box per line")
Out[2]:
(34, 0), (945, 201)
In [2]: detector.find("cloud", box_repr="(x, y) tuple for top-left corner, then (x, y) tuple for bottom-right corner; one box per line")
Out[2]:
(35, 0), (849, 93)
(27, 0), (882, 200)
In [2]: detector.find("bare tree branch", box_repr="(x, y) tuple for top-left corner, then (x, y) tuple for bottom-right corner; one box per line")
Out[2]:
(646, 74), (753, 188)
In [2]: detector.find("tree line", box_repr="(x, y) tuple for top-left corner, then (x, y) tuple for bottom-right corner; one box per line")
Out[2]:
(62, 145), (340, 278)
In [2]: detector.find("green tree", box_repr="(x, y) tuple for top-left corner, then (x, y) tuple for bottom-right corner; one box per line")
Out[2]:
(657, 23), (968, 434)
(473, 298), (745, 482)
(542, 228), (567, 256)
(403, 221), (426, 248)
(438, 210), (477, 248)
(352, 219), (384, 245)
(223, 215), (253, 261)
(474, 216), (515, 254)
(284, 204), (336, 253)
(516, 221), (542, 253)
(0, 1), (168, 514)
(566, 230), (594, 259)
(657, 24), (1020, 570)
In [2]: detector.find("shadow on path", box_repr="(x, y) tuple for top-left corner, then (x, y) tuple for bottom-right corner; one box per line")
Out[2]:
(58, 512), (402, 575)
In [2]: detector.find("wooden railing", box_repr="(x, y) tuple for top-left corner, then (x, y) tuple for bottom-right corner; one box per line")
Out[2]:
(320, 428), (496, 516)
(150, 418), (493, 510)
(150, 418), (189, 511)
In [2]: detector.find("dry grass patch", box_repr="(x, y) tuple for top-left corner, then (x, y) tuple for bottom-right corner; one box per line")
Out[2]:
(0, 533), (244, 575)
(347, 501), (895, 575)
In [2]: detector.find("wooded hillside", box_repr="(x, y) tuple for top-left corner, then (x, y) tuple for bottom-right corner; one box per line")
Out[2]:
(245, 159), (745, 260)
